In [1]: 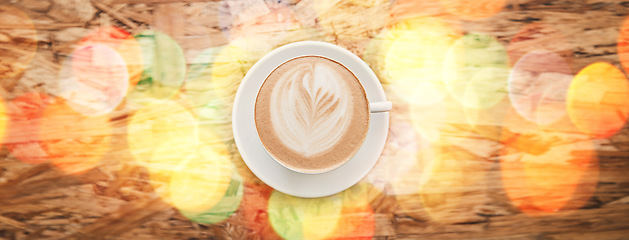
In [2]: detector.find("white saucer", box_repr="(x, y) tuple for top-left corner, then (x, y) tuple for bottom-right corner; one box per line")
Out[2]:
(232, 41), (389, 198)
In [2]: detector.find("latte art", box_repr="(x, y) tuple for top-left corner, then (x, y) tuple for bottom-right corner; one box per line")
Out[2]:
(270, 62), (353, 157)
(255, 56), (369, 173)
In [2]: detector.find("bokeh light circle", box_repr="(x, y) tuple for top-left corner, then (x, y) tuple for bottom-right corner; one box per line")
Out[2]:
(409, 93), (447, 142)
(443, 33), (510, 110)
(184, 47), (235, 143)
(384, 17), (460, 105)
(184, 47), (223, 110)
(59, 44), (129, 116)
(0, 5), (37, 79)
(170, 144), (243, 224)
(208, 37), (272, 101)
(567, 62), (629, 138)
(40, 97), (112, 173)
(79, 26), (144, 90)
(327, 183), (377, 239)
(127, 100), (199, 164)
(367, 117), (422, 194)
(462, 95), (512, 141)
(501, 112), (599, 214)
(184, 38), (271, 143)
(267, 191), (343, 240)
(509, 50), (572, 125)
(395, 139), (484, 223)
(5, 93), (54, 164)
(127, 30), (186, 106)
(370, 109), (443, 197)
(327, 204), (375, 240)
(145, 137), (197, 201)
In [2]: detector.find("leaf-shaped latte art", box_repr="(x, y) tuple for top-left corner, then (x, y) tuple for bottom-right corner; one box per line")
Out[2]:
(270, 62), (353, 157)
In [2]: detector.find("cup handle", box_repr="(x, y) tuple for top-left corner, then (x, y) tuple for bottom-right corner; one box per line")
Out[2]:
(369, 101), (392, 113)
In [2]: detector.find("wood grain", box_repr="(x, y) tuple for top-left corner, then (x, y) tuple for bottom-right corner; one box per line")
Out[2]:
(0, 0), (628, 239)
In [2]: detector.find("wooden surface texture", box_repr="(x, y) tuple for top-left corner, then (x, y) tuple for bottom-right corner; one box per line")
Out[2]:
(0, 0), (628, 239)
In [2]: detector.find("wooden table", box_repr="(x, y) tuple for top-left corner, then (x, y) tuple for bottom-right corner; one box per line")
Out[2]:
(0, 0), (628, 239)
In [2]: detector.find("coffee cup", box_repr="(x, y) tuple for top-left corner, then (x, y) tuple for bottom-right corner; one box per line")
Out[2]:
(253, 44), (391, 174)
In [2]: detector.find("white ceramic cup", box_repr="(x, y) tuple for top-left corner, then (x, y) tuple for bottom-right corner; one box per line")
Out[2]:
(247, 41), (391, 175)
(233, 41), (391, 197)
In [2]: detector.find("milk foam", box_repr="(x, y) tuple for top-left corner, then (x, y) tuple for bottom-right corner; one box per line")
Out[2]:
(269, 62), (353, 157)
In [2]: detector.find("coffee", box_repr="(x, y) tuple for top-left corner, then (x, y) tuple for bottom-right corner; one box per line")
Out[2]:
(255, 56), (369, 173)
